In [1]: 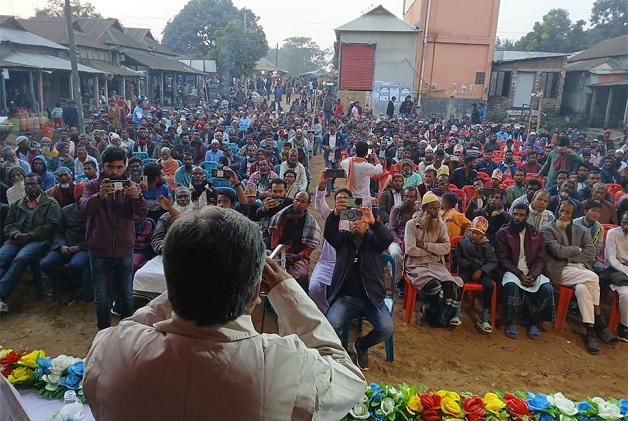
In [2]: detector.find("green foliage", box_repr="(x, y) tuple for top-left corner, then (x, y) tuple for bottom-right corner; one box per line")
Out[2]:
(495, 37), (517, 51)
(34, 0), (102, 18)
(516, 9), (592, 53)
(590, 0), (628, 39)
(209, 21), (268, 81)
(161, 0), (266, 60)
(277, 37), (330, 76)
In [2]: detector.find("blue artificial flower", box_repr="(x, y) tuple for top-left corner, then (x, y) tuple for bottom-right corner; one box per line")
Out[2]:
(59, 361), (84, 391)
(577, 401), (594, 413)
(576, 417), (597, 421)
(620, 399), (628, 416)
(36, 356), (52, 377)
(539, 412), (556, 421)
(527, 393), (551, 411)
(68, 361), (84, 377)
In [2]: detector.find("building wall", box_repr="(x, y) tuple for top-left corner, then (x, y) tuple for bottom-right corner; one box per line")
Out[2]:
(487, 57), (567, 114)
(404, 0), (500, 103)
(338, 31), (418, 116)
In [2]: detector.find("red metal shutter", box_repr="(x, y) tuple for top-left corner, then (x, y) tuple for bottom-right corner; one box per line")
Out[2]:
(339, 43), (375, 91)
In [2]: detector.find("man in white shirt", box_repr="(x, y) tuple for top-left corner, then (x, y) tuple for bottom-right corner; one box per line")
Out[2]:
(340, 141), (382, 207)
(84, 206), (366, 420)
(602, 211), (628, 342)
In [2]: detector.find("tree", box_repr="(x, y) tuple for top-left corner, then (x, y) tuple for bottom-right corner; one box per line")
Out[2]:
(515, 9), (597, 53)
(210, 21), (268, 82)
(495, 37), (518, 51)
(161, 0), (266, 59)
(590, 0), (628, 39)
(34, 0), (102, 18)
(277, 37), (330, 76)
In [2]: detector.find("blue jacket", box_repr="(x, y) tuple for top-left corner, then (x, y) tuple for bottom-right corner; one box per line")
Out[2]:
(32, 155), (55, 190)
(321, 132), (347, 163)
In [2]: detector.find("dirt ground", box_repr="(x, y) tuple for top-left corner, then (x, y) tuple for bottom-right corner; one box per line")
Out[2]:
(1, 151), (626, 400)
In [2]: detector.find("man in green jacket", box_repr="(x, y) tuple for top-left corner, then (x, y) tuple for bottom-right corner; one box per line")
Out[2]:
(0, 172), (60, 312)
(538, 138), (583, 188)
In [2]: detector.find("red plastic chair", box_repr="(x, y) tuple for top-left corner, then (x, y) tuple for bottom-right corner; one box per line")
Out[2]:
(448, 236), (497, 329)
(462, 185), (475, 200)
(502, 173), (513, 182)
(449, 188), (467, 213)
(477, 172), (491, 182)
(500, 179), (516, 188)
(554, 284), (575, 333)
(609, 292), (620, 334)
(606, 184), (622, 198)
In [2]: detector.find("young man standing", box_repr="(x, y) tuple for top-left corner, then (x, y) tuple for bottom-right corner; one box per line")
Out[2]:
(79, 145), (147, 329)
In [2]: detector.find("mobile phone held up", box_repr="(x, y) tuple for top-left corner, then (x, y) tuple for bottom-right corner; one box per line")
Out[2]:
(345, 197), (363, 208)
(112, 180), (131, 191)
(326, 169), (346, 179)
(211, 169), (231, 179)
(340, 209), (362, 221)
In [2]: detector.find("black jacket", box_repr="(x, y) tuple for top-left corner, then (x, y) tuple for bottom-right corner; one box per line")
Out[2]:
(453, 236), (498, 275)
(324, 212), (393, 306)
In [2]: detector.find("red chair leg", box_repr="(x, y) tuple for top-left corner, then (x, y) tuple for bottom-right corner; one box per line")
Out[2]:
(555, 285), (574, 333)
(404, 276), (417, 325)
(490, 281), (497, 328)
(609, 293), (620, 334)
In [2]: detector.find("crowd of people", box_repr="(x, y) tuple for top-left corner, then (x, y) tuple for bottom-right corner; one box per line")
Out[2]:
(1, 92), (628, 377)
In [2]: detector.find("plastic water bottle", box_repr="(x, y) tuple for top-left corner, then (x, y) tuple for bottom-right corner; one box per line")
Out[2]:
(59, 390), (84, 421)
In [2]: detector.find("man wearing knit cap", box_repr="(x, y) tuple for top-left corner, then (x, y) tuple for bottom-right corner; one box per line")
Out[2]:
(46, 167), (76, 208)
(538, 138), (583, 188)
(15, 136), (37, 168)
(404, 192), (463, 327)
(490, 168), (503, 189)
(40, 183), (89, 304)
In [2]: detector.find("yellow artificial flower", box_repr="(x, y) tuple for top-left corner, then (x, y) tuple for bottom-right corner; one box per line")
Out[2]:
(8, 367), (33, 384)
(437, 389), (461, 402)
(441, 396), (464, 418)
(407, 395), (424, 414)
(18, 350), (45, 368)
(483, 393), (506, 412)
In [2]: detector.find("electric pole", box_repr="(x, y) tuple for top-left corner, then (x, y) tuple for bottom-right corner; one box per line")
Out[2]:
(65, 0), (84, 132)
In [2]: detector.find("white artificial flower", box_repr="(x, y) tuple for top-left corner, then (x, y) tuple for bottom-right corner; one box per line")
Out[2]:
(381, 397), (395, 416)
(51, 355), (80, 373)
(592, 398), (622, 420)
(549, 393), (578, 416)
(349, 402), (370, 419)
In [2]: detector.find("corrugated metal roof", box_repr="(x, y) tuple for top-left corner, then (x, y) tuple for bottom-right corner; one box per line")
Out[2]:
(0, 50), (102, 73)
(81, 59), (142, 76)
(493, 51), (569, 62)
(568, 35), (628, 62)
(587, 78), (628, 87)
(0, 27), (67, 50)
(335, 5), (418, 33)
(16, 18), (111, 50)
(123, 51), (204, 74)
(76, 18), (146, 51)
(566, 57), (626, 73)
(124, 28), (175, 56)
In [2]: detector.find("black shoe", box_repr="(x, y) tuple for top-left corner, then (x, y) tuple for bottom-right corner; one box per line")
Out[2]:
(585, 333), (600, 355)
(352, 340), (369, 371)
(110, 300), (120, 316)
(60, 292), (75, 305)
(595, 326), (619, 346)
(325, 191), (330, 197)
(617, 325), (628, 343)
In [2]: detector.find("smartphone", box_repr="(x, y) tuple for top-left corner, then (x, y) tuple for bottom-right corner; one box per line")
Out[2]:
(368, 148), (373, 155)
(326, 169), (346, 178)
(112, 180), (130, 191)
(340, 209), (362, 221)
(345, 197), (363, 208)
(273, 198), (284, 206)
(211, 169), (230, 179)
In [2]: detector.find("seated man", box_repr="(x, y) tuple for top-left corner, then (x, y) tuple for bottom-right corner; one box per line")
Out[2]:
(467, 188), (511, 241)
(548, 179), (581, 216)
(6, 166), (26, 205)
(0, 173), (60, 312)
(377, 173), (404, 225)
(581, 183), (618, 225)
(496, 203), (555, 340)
(401, 159), (422, 188)
(451, 155), (477, 189)
(156, 147), (180, 190)
(133, 187), (194, 297)
(45, 167), (75, 208)
(84, 206), (366, 419)
(40, 183), (88, 304)
(142, 163), (171, 222)
(174, 150), (195, 189)
(505, 168), (526, 208)
(189, 166), (218, 209)
(75, 160), (98, 183)
(269, 191), (321, 290)
(601, 211), (628, 342)
(325, 198), (394, 370)
(388, 186), (419, 292)
(573, 200), (604, 273)
(527, 190), (555, 229)
(405, 192), (463, 327)
(541, 200), (618, 354)
(247, 159), (278, 200)
(256, 178), (293, 247)
(509, 179), (542, 214)
(309, 169), (351, 314)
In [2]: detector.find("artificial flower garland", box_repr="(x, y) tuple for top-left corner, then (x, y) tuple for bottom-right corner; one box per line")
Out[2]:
(2, 348), (626, 419)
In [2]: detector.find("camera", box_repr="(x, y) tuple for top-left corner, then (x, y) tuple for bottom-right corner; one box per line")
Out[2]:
(345, 197), (362, 208)
(340, 209), (362, 221)
(211, 169), (230, 179)
(112, 180), (130, 191)
(273, 198), (284, 206)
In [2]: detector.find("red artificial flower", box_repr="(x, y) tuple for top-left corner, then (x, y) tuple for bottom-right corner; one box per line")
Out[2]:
(463, 396), (486, 416)
(0, 351), (19, 367)
(420, 393), (442, 410)
(465, 414), (485, 421)
(1, 365), (13, 377)
(504, 393), (531, 419)
(420, 408), (442, 421)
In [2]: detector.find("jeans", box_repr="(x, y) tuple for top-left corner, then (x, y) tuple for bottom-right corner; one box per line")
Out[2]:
(326, 295), (394, 350)
(0, 242), (49, 300)
(90, 255), (134, 330)
(40, 249), (90, 293)
(325, 160), (339, 192)
(313, 137), (322, 155)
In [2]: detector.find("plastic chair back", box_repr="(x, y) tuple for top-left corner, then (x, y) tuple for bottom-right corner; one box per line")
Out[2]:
(200, 161), (218, 171)
(133, 151), (148, 160)
(142, 158), (157, 165)
(209, 177), (233, 188)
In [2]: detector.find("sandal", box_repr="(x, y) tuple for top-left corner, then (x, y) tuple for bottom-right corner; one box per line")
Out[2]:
(585, 333), (600, 355)
(449, 316), (462, 326)
(527, 325), (540, 340)
(595, 327), (619, 346)
(476, 320), (492, 334)
(505, 324), (518, 339)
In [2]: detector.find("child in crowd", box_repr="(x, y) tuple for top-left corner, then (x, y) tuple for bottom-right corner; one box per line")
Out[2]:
(441, 192), (470, 239)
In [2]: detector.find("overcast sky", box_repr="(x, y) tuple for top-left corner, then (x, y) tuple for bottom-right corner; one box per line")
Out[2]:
(7, 0), (597, 48)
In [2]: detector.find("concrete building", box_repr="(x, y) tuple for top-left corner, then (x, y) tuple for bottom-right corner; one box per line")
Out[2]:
(563, 35), (628, 128)
(488, 51), (569, 120)
(334, 5), (419, 117)
(403, 0), (500, 116)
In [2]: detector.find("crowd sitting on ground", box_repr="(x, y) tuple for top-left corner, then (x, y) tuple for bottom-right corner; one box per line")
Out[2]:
(1, 93), (628, 374)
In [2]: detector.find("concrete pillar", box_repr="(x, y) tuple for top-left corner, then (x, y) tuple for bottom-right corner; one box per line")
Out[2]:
(121, 76), (126, 101)
(104, 79), (108, 100)
(38, 72), (44, 114)
(1, 70), (8, 114)
(28, 71), (36, 112)
(623, 89), (628, 129)
(160, 71), (164, 102)
(589, 88), (598, 127)
(93, 74), (99, 107)
(604, 87), (614, 129)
